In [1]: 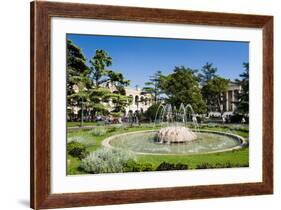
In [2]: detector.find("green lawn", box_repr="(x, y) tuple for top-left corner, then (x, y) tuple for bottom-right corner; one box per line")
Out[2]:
(67, 123), (249, 174)
(67, 121), (100, 127)
(137, 148), (249, 169)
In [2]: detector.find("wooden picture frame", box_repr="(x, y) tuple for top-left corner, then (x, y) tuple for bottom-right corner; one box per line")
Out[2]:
(31, 1), (273, 209)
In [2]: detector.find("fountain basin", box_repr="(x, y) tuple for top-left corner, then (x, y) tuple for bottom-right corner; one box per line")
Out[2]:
(102, 129), (246, 155)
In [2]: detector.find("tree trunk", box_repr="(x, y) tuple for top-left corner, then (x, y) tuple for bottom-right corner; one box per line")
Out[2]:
(80, 99), (84, 127)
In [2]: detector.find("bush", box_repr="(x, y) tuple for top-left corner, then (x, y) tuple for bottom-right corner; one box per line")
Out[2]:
(156, 162), (188, 171)
(196, 162), (249, 169)
(141, 163), (154, 171)
(67, 141), (89, 160)
(107, 127), (117, 133)
(124, 160), (154, 172)
(144, 102), (162, 122)
(80, 148), (135, 174)
(196, 162), (214, 169)
(196, 116), (202, 124)
(175, 163), (189, 170)
(230, 114), (248, 123)
(89, 127), (107, 136)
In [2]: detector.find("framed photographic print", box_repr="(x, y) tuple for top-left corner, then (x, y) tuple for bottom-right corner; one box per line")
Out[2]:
(30, 1), (273, 209)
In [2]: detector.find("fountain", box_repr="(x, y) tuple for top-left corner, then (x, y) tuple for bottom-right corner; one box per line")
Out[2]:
(154, 103), (198, 144)
(102, 103), (246, 155)
(156, 126), (197, 143)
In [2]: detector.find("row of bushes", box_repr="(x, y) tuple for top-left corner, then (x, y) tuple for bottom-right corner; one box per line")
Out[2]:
(79, 149), (191, 174)
(124, 161), (189, 172)
(196, 162), (248, 169)
(200, 124), (248, 132)
(67, 142), (248, 173)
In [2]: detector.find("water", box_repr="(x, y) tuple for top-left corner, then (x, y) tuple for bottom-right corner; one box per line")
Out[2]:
(155, 103), (198, 127)
(109, 131), (241, 155)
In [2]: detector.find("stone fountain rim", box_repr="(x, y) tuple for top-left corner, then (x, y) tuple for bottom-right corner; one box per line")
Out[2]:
(101, 129), (247, 156)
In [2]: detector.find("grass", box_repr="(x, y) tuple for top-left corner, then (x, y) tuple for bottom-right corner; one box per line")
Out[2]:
(67, 123), (249, 174)
(67, 121), (100, 127)
(67, 155), (86, 175)
(137, 148), (249, 169)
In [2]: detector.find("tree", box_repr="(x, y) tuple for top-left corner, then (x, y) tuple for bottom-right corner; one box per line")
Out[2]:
(66, 39), (90, 125)
(88, 87), (111, 116)
(89, 49), (112, 88)
(198, 62), (218, 85)
(89, 49), (131, 117)
(107, 70), (130, 94)
(160, 66), (206, 113)
(235, 62), (249, 115)
(142, 71), (163, 103)
(110, 93), (131, 117)
(144, 102), (162, 122)
(201, 76), (229, 115)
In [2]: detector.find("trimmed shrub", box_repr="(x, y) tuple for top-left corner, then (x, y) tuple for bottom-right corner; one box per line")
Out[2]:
(156, 162), (188, 171)
(144, 102), (162, 122)
(141, 163), (154, 171)
(196, 116), (202, 124)
(229, 114), (248, 123)
(175, 163), (189, 170)
(124, 160), (154, 172)
(67, 141), (89, 160)
(196, 162), (215, 169)
(196, 162), (249, 169)
(80, 148), (135, 174)
(107, 127), (117, 133)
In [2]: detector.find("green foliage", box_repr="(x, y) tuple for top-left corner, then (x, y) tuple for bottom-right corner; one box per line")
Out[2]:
(160, 66), (206, 113)
(88, 49), (130, 116)
(144, 102), (162, 121)
(67, 141), (89, 160)
(67, 124), (249, 174)
(89, 127), (108, 136)
(142, 71), (163, 103)
(198, 62), (218, 85)
(107, 127), (118, 133)
(235, 62), (249, 115)
(110, 93), (131, 114)
(230, 114), (248, 123)
(201, 76), (229, 113)
(66, 43), (132, 121)
(156, 162), (189, 171)
(67, 156), (86, 175)
(66, 39), (91, 125)
(89, 49), (112, 88)
(80, 148), (135, 174)
(196, 162), (248, 169)
(66, 39), (89, 81)
(124, 160), (154, 172)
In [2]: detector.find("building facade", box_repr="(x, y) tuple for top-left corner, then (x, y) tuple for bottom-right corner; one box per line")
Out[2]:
(221, 81), (241, 113)
(208, 81), (241, 117)
(124, 87), (152, 115)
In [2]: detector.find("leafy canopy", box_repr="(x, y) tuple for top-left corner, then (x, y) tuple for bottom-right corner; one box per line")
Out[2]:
(160, 66), (206, 113)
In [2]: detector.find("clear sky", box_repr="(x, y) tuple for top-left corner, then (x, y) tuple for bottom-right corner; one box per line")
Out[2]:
(67, 34), (249, 88)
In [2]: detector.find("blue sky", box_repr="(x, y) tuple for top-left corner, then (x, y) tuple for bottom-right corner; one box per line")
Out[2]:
(67, 34), (249, 88)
